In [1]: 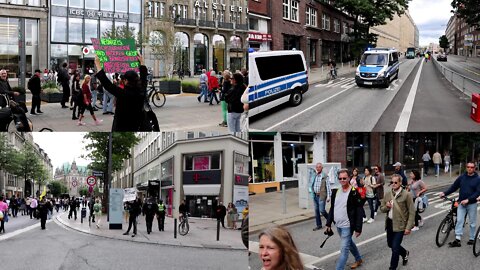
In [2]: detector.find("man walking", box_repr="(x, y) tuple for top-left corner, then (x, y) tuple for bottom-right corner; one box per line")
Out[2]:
(197, 69), (209, 103)
(311, 163), (331, 231)
(157, 199), (166, 231)
(28, 69), (43, 115)
(38, 198), (53, 230)
(0, 195), (8, 234)
(439, 162), (480, 247)
(57, 63), (70, 108)
(26, 197), (32, 218)
(422, 151), (431, 176)
(123, 198), (141, 237)
(68, 196), (77, 220)
(433, 151), (442, 176)
(142, 197), (157, 234)
(393, 162), (408, 187)
(325, 169), (364, 270)
(380, 174), (416, 270)
(30, 197), (38, 219)
(216, 201), (227, 228)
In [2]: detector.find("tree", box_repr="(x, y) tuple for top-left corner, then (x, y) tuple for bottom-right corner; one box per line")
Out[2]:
(15, 142), (44, 197)
(145, 25), (178, 78)
(439, 35), (450, 51)
(79, 186), (89, 197)
(452, 133), (480, 166)
(334, 0), (411, 60)
(101, 25), (143, 47)
(48, 181), (69, 198)
(451, 0), (480, 29)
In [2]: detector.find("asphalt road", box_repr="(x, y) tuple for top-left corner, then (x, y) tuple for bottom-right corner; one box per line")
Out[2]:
(249, 186), (480, 270)
(0, 216), (247, 270)
(249, 57), (480, 132)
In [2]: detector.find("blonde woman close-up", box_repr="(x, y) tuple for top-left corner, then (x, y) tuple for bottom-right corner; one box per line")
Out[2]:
(258, 226), (303, 270)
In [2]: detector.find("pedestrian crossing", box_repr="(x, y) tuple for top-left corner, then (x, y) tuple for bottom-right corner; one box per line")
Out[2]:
(314, 77), (402, 91)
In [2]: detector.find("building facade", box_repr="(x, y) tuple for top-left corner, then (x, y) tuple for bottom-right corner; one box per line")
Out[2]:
(370, 10), (417, 54)
(54, 160), (89, 197)
(144, 0), (248, 76)
(0, 0), (48, 88)
(445, 15), (457, 54)
(248, 0), (271, 52)
(49, 0), (143, 73)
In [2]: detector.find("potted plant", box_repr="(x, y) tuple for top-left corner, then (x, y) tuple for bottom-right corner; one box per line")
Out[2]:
(181, 81), (200, 94)
(159, 78), (181, 94)
(40, 81), (63, 103)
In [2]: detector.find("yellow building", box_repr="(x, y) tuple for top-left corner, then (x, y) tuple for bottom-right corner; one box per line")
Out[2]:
(370, 10), (418, 53)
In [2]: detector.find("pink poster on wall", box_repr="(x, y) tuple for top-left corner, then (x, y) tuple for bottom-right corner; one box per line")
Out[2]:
(193, 156), (210, 171)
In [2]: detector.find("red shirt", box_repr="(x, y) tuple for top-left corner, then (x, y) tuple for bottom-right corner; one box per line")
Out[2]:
(208, 75), (219, 91)
(82, 83), (92, 103)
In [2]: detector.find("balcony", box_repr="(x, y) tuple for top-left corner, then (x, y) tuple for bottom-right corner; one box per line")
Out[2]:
(218, 22), (234, 29)
(198, 20), (215, 28)
(174, 18), (196, 26)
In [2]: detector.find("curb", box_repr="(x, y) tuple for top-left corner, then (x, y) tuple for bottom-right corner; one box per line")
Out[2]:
(249, 182), (452, 235)
(55, 214), (246, 251)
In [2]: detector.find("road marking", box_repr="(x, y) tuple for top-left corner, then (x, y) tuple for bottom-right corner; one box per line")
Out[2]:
(264, 88), (353, 131)
(0, 219), (54, 242)
(394, 59), (424, 132)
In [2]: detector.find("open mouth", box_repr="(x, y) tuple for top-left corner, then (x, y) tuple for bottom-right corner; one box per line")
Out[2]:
(262, 258), (271, 268)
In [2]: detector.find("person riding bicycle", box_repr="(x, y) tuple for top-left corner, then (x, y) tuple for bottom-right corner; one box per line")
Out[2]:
(328, 58), (337, 79)
(179, 200), (188, 223)
(439, 162), (480, 247)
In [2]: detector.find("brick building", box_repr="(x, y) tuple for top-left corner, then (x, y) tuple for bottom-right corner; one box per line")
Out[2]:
(248, 0), (271, 51)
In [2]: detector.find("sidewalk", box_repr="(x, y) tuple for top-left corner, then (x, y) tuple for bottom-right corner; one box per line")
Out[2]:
(56, 211), (245, 250)
(249, 173), (458, 234)
(308, 62), (357, 85)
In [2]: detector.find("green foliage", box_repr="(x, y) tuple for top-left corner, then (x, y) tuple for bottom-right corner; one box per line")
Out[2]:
(0, 133), (21, 173)
(439, 35), (450, 50)
(79, 186), (89, 197)
(42, 81), (60, 93)
(48, 181), (69, 198)
(181, 81), (201, 93)
(451, 133), (480, 164)
(451, 0), (480, 28)
(101, 25), (144, 47)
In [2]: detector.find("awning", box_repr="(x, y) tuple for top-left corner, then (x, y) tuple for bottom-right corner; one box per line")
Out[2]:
(183, 184), (221, 196)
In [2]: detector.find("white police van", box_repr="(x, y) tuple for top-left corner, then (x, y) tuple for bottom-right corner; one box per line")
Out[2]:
(248, 50), (309, 117)
(355, 48), (399, 88)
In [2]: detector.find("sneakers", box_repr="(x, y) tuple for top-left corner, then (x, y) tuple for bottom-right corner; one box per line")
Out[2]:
(95, 119), (103, 125)
(418, 219), (424, 227)
(313, 226), (322, 231)
(36, 111), (43, 114)
(402, 250), (409, 266)
(123, 232), (129, 235)
(96, 224), (100, 229)
(374, 212), (377, 217)
(131, 234), (136, 237)
(467, 240), (475, 245)
(411, 226), (419, 231)
(77, 121), (86, 126)
(448, 239), (461, 247)
(367, 218), (374, 224)
(350, 259), (363, 269)
(363, 218), (368, 223)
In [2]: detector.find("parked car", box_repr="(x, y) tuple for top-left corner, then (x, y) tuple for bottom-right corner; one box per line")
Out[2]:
(437, 53), (447, 61)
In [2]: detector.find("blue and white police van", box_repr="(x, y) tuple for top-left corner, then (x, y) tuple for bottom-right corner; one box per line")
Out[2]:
(355, 48), (400, 88)
(248, 50), (309, 117)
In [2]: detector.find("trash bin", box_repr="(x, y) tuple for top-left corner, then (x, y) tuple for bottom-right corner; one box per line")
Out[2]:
(471, 93), (480, 123)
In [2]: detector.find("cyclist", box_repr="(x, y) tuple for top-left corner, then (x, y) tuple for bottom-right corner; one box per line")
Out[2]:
(179, 200), (188, 223)
(439, 162), (480, 247)
(328, 58), (337, 79)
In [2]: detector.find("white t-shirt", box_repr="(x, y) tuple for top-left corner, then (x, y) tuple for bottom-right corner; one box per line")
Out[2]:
(334, 189), (351, 228)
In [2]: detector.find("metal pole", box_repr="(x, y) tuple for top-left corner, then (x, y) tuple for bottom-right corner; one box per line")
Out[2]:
(449, 164), (452, 178)
(216, 219), (220, 241)
(421, 167), (424, 178)
(282, 184), (286, 214)
(107, 133), (113, 222)
(459, 162), (462, 176)
(174, 218), (177, 238)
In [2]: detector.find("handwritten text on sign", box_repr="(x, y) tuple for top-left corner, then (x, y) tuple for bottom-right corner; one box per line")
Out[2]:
(91, 38), (139, 73)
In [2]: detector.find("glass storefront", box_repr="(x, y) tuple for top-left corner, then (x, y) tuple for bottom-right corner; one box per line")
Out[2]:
(194, 33), (208, 75)
(346, 133), (370, 168)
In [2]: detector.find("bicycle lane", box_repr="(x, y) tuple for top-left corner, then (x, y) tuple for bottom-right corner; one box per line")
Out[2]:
(55, 211), (245, 250)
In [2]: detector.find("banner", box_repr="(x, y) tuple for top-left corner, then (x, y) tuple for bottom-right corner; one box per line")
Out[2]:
(91, 38), (139, 73)
(109, 188), (124, 229)
(123, 187), (137, 202)
(233, 185), (248, 220)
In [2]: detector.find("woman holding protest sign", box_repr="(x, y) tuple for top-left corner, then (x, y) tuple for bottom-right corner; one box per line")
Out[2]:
(94, 51), (149, 131)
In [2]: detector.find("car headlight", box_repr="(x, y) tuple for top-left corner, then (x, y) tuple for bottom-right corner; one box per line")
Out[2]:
(355, 71), (360, 76)
(378, 71), (385, 77)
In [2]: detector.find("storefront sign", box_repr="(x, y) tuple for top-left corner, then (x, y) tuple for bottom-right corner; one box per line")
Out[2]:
(91, 38), (139, 73)
(109, 188), (124, 229)
(194, 0), (247, 13)
(234, 174), (249, 186)
(248, 32), (272, 42)
(193, 156), (210, 170)
(183, 170), (222, 185)
(69, 8), (129, 20)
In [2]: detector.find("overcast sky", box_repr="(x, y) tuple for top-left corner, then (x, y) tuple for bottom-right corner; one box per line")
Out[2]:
(409, 0), (453, 46)
(32, 133), (91, 176)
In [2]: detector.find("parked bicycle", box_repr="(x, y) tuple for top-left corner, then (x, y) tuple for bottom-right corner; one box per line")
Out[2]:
(436, 197), (467, 247)
(147, 81), (166, 108)
(178, 212), (190, 236)
(473, 197), (480, 256)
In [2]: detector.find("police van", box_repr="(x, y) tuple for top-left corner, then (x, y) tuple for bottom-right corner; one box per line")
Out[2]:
(355, 48), (399, 88)
(248, 50), (309, 117)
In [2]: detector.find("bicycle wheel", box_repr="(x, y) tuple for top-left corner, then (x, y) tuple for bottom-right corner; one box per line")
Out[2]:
(151, 91), (166, 108)
(178, 221), (189, 236)
(473, 226), (480, 256)
(436, 217), (453, 247)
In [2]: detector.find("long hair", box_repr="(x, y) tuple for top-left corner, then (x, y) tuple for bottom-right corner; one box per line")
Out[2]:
(259, 226), (303, 270)
(411, 170), (421, 181)
(81, 75), (91, 87)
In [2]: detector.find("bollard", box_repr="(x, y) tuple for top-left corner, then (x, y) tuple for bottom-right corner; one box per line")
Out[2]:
(282, 184), (286, 214)
(421, 168), (424, 178)
(450, 164), (452, 178)
(217, 219), (220, 241)
(459, 163), (463, 176)
(174, 218), (177, 239)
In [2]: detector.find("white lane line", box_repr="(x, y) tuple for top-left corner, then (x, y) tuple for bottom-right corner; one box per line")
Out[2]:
(264, 87), (353, 131)
(326, 78), (352, 88)
(0, 219), (54, 242)
(394, 59), (424, 131)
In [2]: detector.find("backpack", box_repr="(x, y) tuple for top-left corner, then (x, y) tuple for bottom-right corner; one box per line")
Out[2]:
(93, 204), (101, 213)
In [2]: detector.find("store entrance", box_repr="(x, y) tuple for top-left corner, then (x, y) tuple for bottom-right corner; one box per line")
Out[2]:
(186, 195), (217, 218)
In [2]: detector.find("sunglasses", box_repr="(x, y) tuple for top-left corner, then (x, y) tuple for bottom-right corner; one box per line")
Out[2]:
(339, 177), (348, 180)
(390, 181), (400, 184)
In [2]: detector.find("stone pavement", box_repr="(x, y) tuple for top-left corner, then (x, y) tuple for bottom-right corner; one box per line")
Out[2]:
(308, 61), (358, 85)
(56, 211), (246, 250)
(249, 172), (461, 234)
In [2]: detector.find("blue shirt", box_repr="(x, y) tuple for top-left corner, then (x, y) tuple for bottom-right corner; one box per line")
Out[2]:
(444, 172), (480, 204)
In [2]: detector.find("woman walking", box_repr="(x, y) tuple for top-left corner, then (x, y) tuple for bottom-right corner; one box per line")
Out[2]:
(226, 202), (234, 228)
(373, 164), (385, 216)
(77, 75), (102, 126)
(224, 73), (245, 133)
(218, 70), (231, 127)
(364, 167), (376, 223)
(208, 70), (220, 105)
(408, 170), (427, 231)
(71, 73), (81, 120)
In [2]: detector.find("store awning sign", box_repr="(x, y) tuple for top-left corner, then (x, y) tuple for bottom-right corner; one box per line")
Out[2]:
(91, 38), (139, 73)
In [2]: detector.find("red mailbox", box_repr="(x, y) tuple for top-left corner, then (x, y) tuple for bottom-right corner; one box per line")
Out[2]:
(472, 93), (480, 123)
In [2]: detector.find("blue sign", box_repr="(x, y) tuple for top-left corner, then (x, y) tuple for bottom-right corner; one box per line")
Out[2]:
(109, 188), (124, 229)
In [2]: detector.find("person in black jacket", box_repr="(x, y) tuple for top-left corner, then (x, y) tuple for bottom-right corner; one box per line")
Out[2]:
(224, 73), (245, 133)
(94, 53), (148, 131)
(325, 169), (364, 270)
(123, 198), (141, 237)
(68, 196), (77, 220)
(216, 201), (227, 228)
(28, 69), (43, 115)
(57, 63), (70, 109)
(142, 197), (157, 234)
(0, 69), (20, 107)
(38, 198), (53, 230)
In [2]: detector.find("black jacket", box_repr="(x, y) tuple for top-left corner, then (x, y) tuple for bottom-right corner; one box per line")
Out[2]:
(224, 84), (245, 113)
(0, 80), (14, 107)
(95, 66), (147, 131)
(143, 201), (157, 217)
(57, 68), (69, 85)
(326, 186), (364, 234)
(129, 201), (142, 217)
(28, 75), (41, 96)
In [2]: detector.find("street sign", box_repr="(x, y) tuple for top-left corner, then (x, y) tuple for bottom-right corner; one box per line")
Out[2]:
(86, 176), (97, 186)
(92, 170), (104, 177)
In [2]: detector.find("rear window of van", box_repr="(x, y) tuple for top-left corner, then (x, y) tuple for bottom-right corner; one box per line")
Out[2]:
(255, 54), (305, 81)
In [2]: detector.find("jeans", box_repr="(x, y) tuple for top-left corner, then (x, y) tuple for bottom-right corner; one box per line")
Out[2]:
(126, 215), (137, 234)
(103, 91), (114, 113)
(91, 90), (98, 107)
(375, 196), (381, 213)
(313, 195), (328, 228)
(455, 203), (477, 240)
(434, 164), (440, 175)
(386, 218), (407, 270)
(367, 197), (375, 219)
(423, 161), (429, 175)
(336, 227), (362, 270)
(227, 112), (242, 133)
(444, 162), (450, 173)
(198, 84), (208, 101)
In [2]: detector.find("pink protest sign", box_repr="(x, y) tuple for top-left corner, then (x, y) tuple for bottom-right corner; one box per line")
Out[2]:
(91, 38), (139, 73)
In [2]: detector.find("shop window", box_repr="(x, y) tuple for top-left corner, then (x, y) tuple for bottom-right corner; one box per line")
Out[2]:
(234, 153), (249, 175)
(51, 17), (67, 42)
(101, 0), (113, 11)
(85, 0), (99, 9)
(129, 0), (141, 14)
(84, 19), (98, 43)
(115, 0), (128, 13)
(52, 0), (67, 5)
(100, 20), (113, 37)
(185, 153), (221, 171)
(346, 133), (370, 168)
(187, 132), (194, 139)
(69, 0), (83, 8)
(68, 18), (83, 43)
